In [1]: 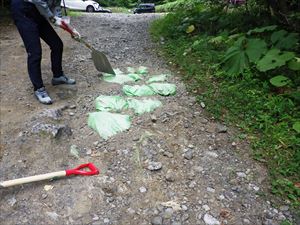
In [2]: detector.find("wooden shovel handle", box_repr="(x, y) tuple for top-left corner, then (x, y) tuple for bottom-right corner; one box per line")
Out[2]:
(0, 171), (66, 188)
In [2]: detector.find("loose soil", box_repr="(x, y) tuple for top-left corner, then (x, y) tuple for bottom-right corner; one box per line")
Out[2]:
(0, 13), (297, 225)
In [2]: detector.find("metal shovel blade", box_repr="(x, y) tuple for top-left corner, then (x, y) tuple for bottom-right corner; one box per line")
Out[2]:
(91, 49), (115, 75)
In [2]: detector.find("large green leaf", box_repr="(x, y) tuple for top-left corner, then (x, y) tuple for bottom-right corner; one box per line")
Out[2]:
(223, 37), (267, 74)
(293, 122), (300, 133)
(269, 75), (291, 87)
(247, 25), (277, 35)
(245, 38), (267, 63)
(223, 46), (249, 75)
(271, 30), (299, 50)
(257, 49), (295, 72)
(288, 57), (300, 71)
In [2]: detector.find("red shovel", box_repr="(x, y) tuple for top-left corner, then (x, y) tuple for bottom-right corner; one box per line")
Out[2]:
(0, 163), (99, 188)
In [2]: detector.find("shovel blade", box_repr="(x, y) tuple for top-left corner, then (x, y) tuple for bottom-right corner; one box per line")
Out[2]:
(91, 49), (115, 75)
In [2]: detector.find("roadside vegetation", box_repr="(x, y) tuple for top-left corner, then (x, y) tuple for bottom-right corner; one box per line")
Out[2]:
(151, 0), (300, 211)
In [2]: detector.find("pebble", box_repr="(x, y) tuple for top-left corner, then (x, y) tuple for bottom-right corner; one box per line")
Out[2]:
(92, 215), (99, 221)
(151, 216), (163, 225)
(207, 187), (215, 193)
(205, 151), (218, 158)
(103, 218), (110, 223)
(200, 102), (206, 108)
(147, 162), (162, 171)
(139, 186), (147, 193)
(215, 124), (227, 133)
(203, 214), (220, 225)
(237, 172), (247, 178)
(166, 170), (175, 182)
(184, 149), (193, 160)
(7, 197), (17, 207)
(202, 205), (210, 211)
(42, 194), (48, 199)
(243, 219), (251, 224)
(279, 205), (289, 211)
(163, 208), (173, 219)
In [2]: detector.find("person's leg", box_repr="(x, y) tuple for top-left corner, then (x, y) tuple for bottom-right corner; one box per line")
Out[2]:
(39, 19), (64, 77)
(11, 4), (44, 90)
(10, 1), (52, 104)
(39, 19), (76, 85)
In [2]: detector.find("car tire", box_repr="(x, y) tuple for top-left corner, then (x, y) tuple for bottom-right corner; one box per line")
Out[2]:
(86, 5), (94, 12)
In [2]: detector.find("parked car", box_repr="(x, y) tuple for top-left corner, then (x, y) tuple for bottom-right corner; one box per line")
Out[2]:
(133, 3), (155, 14)
(61, 0), (112, 13)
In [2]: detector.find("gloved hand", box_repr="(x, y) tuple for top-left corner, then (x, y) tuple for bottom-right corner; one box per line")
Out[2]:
(71, 28), (81, 40)
(50, 16), (81, 40)
(50, 16), (63, 27)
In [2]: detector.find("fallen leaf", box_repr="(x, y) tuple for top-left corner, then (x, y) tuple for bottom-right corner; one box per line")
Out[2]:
(44, 185), (54, 191)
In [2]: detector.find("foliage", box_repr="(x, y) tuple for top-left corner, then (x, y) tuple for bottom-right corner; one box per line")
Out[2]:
(151, 1), (300, 208)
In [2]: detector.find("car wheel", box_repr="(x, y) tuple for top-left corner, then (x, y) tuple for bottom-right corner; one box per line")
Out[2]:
(86, 5), (94, 12)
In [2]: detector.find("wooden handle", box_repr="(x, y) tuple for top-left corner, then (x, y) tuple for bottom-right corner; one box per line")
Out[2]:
(0, 171), (66, 188)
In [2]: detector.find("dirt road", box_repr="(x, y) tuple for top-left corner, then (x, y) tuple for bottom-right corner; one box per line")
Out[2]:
(0, 13), (296, 225)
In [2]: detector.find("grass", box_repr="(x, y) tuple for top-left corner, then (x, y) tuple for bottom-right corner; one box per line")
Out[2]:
(150, 6), (300, 211)
(109, 7), (131, 14)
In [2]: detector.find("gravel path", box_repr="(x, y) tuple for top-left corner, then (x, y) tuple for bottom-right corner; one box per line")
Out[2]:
(0, 13), (296, 225)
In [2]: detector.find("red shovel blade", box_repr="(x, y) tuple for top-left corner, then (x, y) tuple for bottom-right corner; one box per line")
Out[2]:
(65, 163), (99, 176)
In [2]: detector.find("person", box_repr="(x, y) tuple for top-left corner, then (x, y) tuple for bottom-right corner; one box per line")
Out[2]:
(10, 0), (81, 104)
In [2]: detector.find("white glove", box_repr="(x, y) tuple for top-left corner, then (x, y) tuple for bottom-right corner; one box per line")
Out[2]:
(50, 16), (63, 27)
(71, 28), (81, 40)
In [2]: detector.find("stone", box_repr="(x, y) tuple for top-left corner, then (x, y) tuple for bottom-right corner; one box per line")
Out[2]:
(147, 162), (162, 171)
(203, 214), (220, 225)
(166, 170), (175, 182)
(215, 124), (227, 133)
(151, 216), (163, 225)
(139, 186), (147, 193)
(202, 205), (210, 211)
(184, 149), (193, 160)
(237, 172), (247, 178)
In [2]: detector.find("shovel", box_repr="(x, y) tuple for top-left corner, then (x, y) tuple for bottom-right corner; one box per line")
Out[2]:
(0, 163), (99, 188)
(61, 21), (116, 75)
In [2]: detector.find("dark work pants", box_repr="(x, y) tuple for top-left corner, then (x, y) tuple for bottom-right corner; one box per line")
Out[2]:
(11, 0), (64, 90)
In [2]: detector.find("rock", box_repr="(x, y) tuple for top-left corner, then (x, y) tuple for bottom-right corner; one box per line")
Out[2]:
(103, 218), (110, 223)
(172, 222), (182, 225)
(39, 109), (62, 120)
(243, 218), (251, 224)
(202, 205), (210, 211)
(31, 123), (72, 138)
(200, 102), (206, 108)
(205, 151), (218, 158)
(215, 124), (227, 133)
(42, 194), (48, 199)
(92, 215), (99, 221)
(203, 214), (220, 225)
(184, 149), (193, 160)
(279, 205), (289, 211)
(166, 170), (175, 182)
(7, 197), (17, 207)
(139, 186), (147, 193)
(151, 216), (163, 225)
(151, 115), (157, 122)
(207, 187), (215, 193)
(163, 208), (173, 219)
(46, 212), (60, 221)
(147, 162), (162, 171)
(237, 172), (247, 178)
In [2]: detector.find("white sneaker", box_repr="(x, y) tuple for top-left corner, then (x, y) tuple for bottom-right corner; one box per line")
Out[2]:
(34, 87), (52, 104)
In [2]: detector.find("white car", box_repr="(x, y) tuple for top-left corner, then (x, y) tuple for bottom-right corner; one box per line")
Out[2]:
(61, 0), (112, 13)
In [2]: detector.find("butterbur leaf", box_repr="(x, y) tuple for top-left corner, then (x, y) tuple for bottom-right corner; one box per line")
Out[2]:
(247, 25), (277, 35)
(245, 38), (267, 63)
(271, 30), (299, 50)
(288, 57), (300, 71)
(269, 75), (291, 87)
(257, 49), (295, 72)
(186, 25), (195, 34)
(293, 122), (300, 133)
(223, 46), (249, 75)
